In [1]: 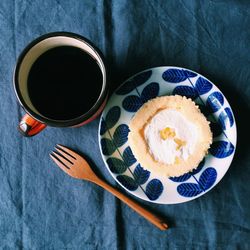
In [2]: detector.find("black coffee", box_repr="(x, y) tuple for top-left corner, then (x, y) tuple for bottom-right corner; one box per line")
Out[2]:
(27, 46), (103, 120)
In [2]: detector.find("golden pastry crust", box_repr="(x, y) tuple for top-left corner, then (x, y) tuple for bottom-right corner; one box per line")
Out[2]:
(128, 95), (212, 177)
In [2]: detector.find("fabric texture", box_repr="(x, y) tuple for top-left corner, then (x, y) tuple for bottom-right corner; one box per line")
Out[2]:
(0, 0), (250, 249)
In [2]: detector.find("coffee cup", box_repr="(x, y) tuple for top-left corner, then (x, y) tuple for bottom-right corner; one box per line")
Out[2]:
(13, 32), (108, 136)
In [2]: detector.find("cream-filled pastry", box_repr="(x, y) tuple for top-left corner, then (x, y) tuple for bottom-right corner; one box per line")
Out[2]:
(128, 95), (212, 177)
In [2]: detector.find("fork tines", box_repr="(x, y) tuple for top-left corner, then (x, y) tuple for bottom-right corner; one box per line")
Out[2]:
(50, 144), (76, 170)
(55, 144), (77, 159)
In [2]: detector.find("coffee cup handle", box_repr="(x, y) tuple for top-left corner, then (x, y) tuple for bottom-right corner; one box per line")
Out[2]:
(18, 114), (47, 137)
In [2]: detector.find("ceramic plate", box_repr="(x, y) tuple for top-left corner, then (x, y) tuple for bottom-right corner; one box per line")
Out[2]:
(98, 66), (237, 204)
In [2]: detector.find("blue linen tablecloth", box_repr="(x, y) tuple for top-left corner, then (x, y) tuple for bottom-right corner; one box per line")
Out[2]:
(0, 0), (250, 249)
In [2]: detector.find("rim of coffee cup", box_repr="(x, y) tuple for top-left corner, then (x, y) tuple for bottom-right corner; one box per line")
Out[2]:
(13, 31), (108, 127)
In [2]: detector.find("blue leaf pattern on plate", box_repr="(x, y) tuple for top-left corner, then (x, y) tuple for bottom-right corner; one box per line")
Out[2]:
(113, 124), (129, 147)
(100, 119), (107, 136)
(206, 92), (224, 113)
(116, 70), (152, 95)
(101, 138), (116, 156)
(169, 173), (191, 182)
(141, 82), (159, 102)
(177, 183), (203, 197)
(162, 69), (197, 83)
(173, 86), (198, 100)
(198, 167), (217, 191)
(145, 179), (163, 200)
(209, 141), (234, 158)
(133, 164), (150, 185)
(218, 107), (234, 130)
(123, 147), (136, 166)
(176, 162), (217, 197)
(122, 83), (159, 112)
(225, 107), (234, 127)
(116, 175), (138, 191)
(122, 95), (143, 112)
(170, 159), (205, 182)
(105, 106), (121, 130)
(195, 77), (213, 95)
(107, 157), (127, 174)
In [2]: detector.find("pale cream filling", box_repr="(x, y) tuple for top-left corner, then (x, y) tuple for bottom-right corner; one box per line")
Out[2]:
(144, 109), (198, 165)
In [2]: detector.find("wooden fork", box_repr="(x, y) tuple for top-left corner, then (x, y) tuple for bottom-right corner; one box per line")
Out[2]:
(50, 144), (168, 230)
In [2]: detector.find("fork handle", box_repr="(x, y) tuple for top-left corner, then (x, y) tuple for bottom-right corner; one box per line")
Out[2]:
(93, 178), (168, 230)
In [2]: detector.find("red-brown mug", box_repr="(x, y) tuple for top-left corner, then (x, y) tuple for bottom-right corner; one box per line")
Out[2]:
(13, 32), (108, 137)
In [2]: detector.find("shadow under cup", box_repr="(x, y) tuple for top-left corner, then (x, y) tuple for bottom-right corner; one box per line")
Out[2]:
(14, 32), (108, 137)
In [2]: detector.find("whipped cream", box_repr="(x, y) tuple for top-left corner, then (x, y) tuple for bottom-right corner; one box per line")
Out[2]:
(144, 109), (198, 165)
